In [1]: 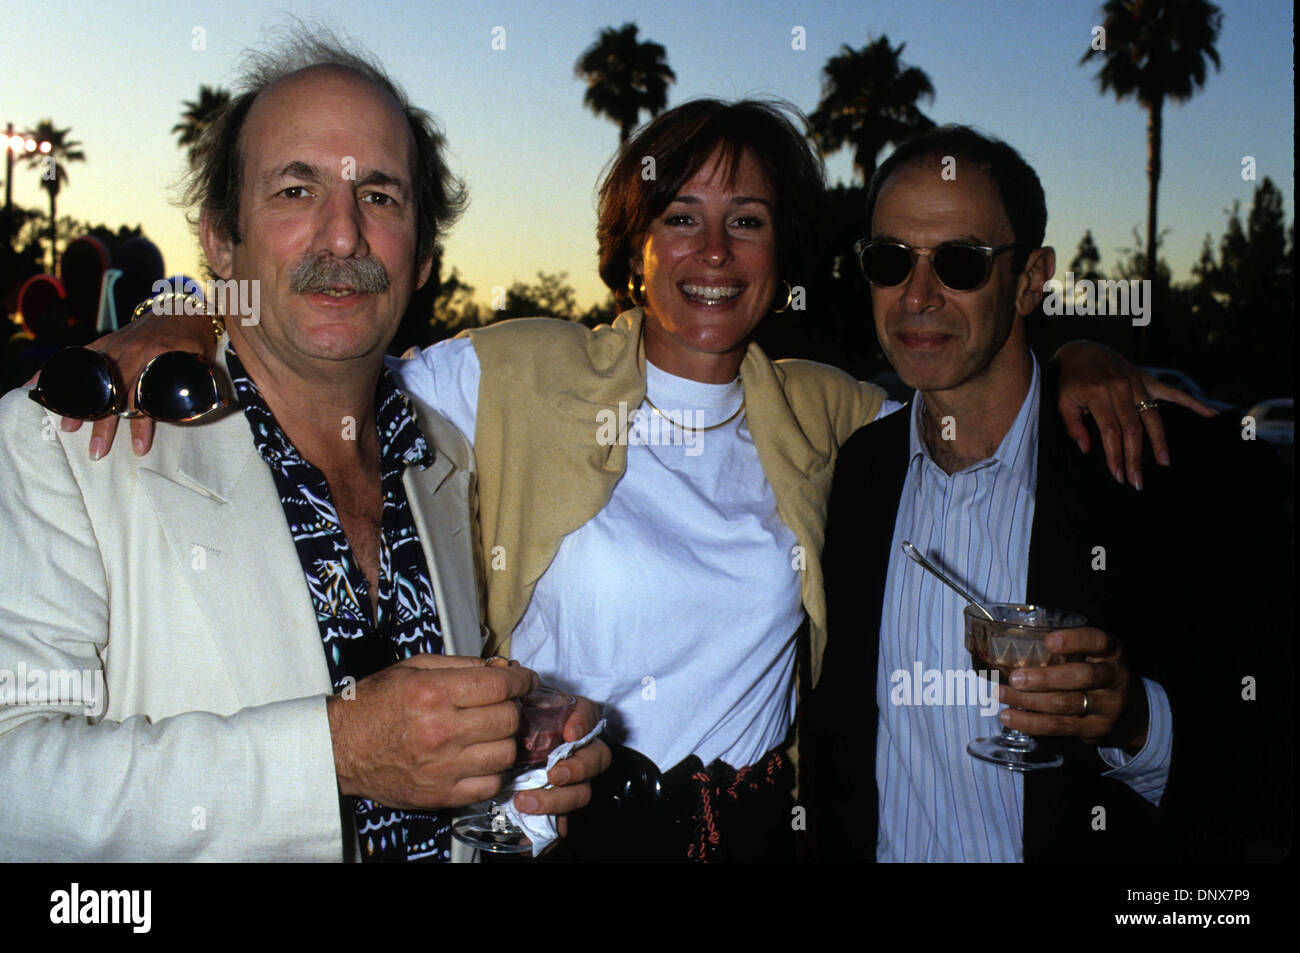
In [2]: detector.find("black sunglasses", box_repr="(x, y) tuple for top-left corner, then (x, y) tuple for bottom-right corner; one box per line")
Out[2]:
(854, 239), (1030, 292)
(29, 347), (229, 422)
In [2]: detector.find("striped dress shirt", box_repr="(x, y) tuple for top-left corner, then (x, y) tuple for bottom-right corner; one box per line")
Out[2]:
(875, 357), (1172, 861)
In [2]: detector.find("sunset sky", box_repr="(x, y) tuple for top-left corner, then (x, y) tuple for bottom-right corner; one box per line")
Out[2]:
(4, 0), (1293, 309)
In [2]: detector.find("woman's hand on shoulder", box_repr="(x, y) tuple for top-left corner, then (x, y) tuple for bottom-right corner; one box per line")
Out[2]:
(1053, 339), (1214, 490)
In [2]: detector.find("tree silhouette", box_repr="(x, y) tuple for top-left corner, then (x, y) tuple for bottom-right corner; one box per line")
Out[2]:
(575, 23), (675, 143)
(496, 271), (578, 322)
(1081, 0), (1223, 281)
(807, 35), (935, 185)
(20, 120), (85, 270)
(1210, 179), (1292, 393)
(430, 266), (482, 337)
(173, 85), (232, 168)
(1070, 230), (1104, 281)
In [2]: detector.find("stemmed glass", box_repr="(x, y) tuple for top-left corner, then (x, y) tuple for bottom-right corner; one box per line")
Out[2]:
(964, 604), (1087, 771)
(451, 685), (577, 853)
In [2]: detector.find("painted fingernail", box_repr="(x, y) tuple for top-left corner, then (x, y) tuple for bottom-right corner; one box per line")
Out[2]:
(88, 437), (104, 461)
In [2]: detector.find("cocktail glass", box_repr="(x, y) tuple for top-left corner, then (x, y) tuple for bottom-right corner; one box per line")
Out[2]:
(964, 604), (1087, 772)
(451, 685), (577, 853)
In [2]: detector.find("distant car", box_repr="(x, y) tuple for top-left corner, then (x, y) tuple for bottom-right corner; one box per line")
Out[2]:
(1246, 398), (1294, 446)
(1243, 398), (1294, 470)
(1138, 366), (1238, 415)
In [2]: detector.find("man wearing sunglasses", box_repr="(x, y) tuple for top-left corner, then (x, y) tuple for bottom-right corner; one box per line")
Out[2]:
(805, 126), (1289, 862)
(0, 34), (607, 861)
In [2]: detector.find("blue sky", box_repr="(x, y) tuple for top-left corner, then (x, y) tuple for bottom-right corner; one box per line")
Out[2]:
(4, 0), (1293, 307)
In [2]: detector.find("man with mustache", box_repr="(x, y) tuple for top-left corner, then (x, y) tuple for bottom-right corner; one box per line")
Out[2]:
(804, 125), (1290, 862)
(0, 35), (606, 861)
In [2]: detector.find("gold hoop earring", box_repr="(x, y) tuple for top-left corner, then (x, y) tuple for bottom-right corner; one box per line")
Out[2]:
(771, 280), (794, 314)
(628, 273), (645, 307)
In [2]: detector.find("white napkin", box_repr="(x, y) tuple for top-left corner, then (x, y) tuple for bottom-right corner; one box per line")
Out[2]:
(499, 718), (606, 857)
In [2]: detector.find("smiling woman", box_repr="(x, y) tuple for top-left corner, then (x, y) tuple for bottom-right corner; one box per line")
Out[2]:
(632, 147), (778, 383)
(410, 99), (883, 861)
(608, 106), (810, 385)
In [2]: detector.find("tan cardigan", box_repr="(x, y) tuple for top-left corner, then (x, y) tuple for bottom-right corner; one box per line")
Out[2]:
(463, 309), (884, 689)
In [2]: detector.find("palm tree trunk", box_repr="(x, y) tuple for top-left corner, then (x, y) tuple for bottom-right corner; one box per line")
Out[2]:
(853, 134), (885, 188)
(1144, 98), (1163, 282)
(47, 190), (58, 272)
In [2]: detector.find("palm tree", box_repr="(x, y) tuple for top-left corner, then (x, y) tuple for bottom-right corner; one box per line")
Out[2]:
(172, 85), (231, 168)
(21, 120), (85, 270)
(575, 23), (675, 143)
(807, 36), (935, 185)
(1081, 0), (1223, 281)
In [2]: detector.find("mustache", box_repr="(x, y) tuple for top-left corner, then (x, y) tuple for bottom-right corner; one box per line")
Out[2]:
(289, 254), (389, 294)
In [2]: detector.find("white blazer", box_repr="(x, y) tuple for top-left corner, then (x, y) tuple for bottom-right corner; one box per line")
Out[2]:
(0, 350), (486, 861)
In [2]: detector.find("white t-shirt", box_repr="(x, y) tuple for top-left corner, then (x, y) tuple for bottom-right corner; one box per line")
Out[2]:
(392, 339), (901, 770)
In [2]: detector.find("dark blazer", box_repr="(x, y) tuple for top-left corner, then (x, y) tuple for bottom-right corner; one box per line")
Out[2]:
(803, 373), (1292, 861)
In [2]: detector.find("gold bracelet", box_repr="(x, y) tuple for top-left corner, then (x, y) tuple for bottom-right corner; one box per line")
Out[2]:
(131, 293), (226, 342)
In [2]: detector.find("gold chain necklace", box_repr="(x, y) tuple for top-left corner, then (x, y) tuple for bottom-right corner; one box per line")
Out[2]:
(642, 393), (746, 433)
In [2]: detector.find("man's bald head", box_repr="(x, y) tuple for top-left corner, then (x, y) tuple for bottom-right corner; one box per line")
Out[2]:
(185, 28), (465, 268)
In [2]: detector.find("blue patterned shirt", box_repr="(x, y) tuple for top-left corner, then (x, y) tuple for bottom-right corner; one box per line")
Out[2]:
(226, 346), (450, 862)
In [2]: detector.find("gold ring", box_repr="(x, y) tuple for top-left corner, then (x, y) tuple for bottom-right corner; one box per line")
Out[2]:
(1080, 691), (1090, 717)
(1136, 399), (1159, 414)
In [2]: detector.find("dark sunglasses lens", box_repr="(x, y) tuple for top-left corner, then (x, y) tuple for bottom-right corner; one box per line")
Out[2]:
(933, 246), (990, 291)
(30, 348), (115, 418)
(137, 352), (221, 421)
(860, 244), (913, 286)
